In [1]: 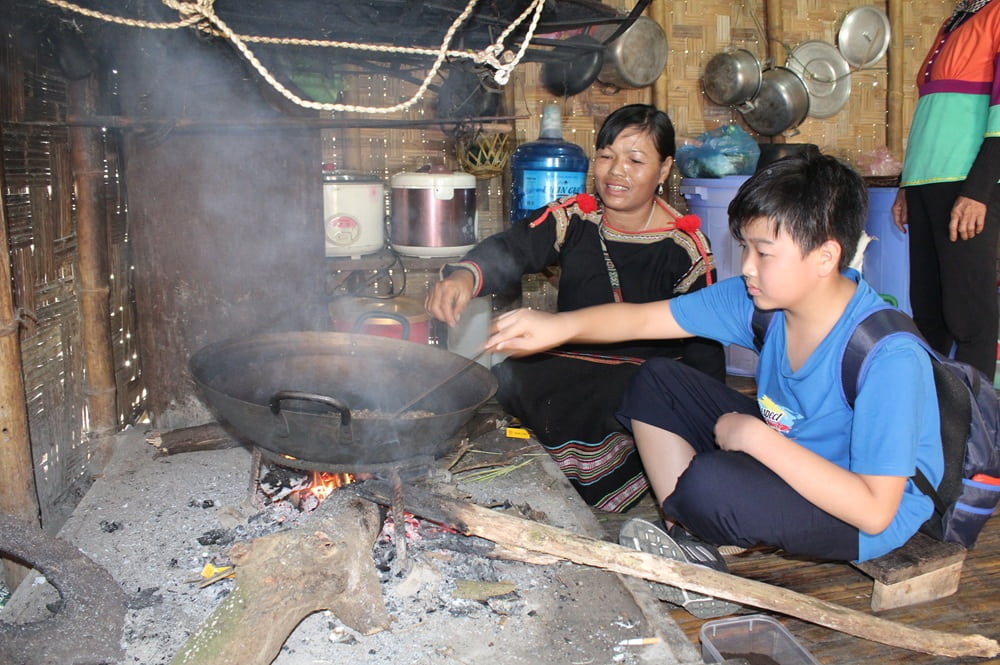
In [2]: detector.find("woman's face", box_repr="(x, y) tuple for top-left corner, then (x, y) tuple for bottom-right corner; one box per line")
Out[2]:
(593, 127), (672, 215)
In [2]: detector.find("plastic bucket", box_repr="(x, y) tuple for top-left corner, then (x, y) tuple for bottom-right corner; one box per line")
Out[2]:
(681, 176), (756, 377)
(862, 187), (911, 314)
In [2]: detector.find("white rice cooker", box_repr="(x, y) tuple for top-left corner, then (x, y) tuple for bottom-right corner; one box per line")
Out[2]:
(323, 169), (386, 258)
(390, 170), (477, 258)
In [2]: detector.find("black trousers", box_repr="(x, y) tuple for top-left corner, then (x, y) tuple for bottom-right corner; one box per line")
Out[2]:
(617, 358), (859, 561)
(905, 182), (1000, 380)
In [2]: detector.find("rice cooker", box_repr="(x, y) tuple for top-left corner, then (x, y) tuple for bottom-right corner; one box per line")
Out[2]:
(390, 170), (477, 258)
(323, 169), (386, 258)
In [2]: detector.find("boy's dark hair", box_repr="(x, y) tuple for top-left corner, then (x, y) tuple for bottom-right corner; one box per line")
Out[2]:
(727, 152), (867, 272)
(596, 104), (676, 161)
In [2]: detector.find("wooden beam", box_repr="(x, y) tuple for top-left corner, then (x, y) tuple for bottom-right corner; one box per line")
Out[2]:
(69, 77), (118, 464)
(650, 0), (669, 112)
(354, 480), (999, 659)
(886, 0), (906, 157)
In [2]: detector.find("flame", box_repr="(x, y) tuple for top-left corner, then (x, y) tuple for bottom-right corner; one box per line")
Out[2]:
(302, 471), (354, 503)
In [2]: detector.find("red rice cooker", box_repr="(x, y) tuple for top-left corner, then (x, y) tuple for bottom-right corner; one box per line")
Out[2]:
(390, 170), (477, 258)
(328, 296), (430, 344)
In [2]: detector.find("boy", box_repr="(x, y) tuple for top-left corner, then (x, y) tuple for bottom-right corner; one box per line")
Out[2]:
(486, 153), (944, 617)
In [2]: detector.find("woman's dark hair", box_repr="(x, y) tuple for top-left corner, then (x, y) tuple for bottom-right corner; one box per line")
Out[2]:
(727, 152), (868, 272)
(595, 104), (676, 161)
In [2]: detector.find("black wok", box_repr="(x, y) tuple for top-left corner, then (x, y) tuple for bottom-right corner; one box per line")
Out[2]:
(189, 332), (497, 466)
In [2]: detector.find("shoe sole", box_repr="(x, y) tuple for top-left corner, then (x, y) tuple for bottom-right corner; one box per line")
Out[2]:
(619, 518), (741, 619)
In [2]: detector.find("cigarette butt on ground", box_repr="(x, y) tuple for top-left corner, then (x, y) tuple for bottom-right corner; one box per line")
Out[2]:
(618, 637), (661, 646)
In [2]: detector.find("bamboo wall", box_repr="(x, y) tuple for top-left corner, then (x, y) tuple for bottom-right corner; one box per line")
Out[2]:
(322, 0), (957, 192)
(0, 26), (144, 531)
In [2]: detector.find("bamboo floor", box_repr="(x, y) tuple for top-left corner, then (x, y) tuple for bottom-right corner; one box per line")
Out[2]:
(592, 375), (1000, 665)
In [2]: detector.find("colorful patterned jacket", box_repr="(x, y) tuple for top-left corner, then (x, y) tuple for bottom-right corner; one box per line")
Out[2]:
(900, 0), (1000, 202)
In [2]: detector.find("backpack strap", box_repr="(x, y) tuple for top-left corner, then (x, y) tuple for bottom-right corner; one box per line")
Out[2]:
(751, 307), (776, 351)
(841, 307), (926, 407)
(840, 307), (948, 518)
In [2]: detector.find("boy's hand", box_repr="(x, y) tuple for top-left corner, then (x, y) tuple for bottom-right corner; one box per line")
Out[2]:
(486, 308), (570, 356)
(714, 412), (770, 453)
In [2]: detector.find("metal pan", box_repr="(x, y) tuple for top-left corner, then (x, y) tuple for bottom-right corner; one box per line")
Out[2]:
(785, 40), (852, 118)
(837, 6), (891, 69)
(702, 48), (763, 108)
(739, 67), (810, 136)
(189, 332), (497, 466)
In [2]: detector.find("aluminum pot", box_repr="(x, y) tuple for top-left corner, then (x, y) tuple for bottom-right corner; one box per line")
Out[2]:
(701, 49), (762, 108)
(589, 16), (668, 89)
(189, 331), (497, 466)
(739, 67), (810, 137)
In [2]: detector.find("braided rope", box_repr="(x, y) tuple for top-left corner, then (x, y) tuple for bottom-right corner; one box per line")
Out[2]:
(41, 0), (547, 113)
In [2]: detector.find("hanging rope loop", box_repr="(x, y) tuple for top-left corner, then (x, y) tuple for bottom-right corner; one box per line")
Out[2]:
(43, 0), (548, 112)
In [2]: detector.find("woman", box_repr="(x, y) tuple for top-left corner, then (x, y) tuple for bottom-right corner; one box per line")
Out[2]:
(425, 104), (725, 512)
(891, 0), (1000, 380)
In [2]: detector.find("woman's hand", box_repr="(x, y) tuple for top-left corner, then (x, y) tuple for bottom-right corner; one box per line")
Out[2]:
(891, 188), (907, 234)
(950, 195), (987, 241)
(485, 308), (574, 356)
(424, 271), (474, 327)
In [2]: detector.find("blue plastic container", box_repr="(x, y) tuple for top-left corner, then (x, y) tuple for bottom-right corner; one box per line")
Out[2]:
(681, 176), (755, 377)
(862, 187), (911, 314)
(510, 105), (589, 223)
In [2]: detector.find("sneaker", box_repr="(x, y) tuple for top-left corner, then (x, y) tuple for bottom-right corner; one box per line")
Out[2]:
(619, 517), (742, 619)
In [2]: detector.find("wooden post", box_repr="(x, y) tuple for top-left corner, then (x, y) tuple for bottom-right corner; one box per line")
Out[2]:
(763, 0), (786, 144)
(0, 148), (39, 590)
(650, 0), (669, 112)
(69, 77), (119, 466)
(886, 0), (906, 157)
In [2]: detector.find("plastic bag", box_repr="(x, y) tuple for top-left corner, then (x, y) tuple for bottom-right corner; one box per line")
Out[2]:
(855, 145), (902, 177)
(676, 125), (760, 178)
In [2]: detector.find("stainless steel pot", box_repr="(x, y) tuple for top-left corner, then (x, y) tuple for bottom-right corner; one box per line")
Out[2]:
(739, 67), (810, 137)
(590, 16), (668, 89)
(701, 49), (762, 108)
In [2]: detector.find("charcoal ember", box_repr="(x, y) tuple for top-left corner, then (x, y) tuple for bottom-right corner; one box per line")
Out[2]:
(259, 465), (311, 501)
(196, 528), (235, 546)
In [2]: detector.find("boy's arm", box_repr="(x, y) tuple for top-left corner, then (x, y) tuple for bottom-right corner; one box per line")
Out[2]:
(715, 414), (907, 534)
(487, 300), (691, 356)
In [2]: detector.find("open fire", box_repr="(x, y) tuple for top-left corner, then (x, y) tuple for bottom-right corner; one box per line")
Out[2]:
(258, 464), (360, 512)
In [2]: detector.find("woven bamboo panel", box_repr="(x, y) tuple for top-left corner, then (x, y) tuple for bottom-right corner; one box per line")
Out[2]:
(1, 30), (143, 529)
(317, 0), (964, 243)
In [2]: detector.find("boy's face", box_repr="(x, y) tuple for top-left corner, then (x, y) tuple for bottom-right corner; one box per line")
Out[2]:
(738, 216), (818, 310)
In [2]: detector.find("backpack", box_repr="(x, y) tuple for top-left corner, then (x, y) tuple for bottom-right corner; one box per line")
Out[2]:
(752, 306), (1000, 548)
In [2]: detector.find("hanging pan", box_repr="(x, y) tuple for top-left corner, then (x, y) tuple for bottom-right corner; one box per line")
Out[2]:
(785, 40), (852, 118)
(701, 48), (763, 109)
(837, 6), (891, 69)
(739, 67), (810, 136)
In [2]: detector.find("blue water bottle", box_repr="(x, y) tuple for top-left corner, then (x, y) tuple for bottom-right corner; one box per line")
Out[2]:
(509, 103), (589, 223)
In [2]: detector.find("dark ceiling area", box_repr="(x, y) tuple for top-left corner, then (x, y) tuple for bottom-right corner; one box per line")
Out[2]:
(9, 0), (642, 120)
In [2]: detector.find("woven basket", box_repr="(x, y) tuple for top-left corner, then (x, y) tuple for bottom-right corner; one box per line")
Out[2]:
(457, 130), (512, 179)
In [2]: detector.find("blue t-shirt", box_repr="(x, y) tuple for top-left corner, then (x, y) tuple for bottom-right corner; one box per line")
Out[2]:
(671, 271), (943, 561)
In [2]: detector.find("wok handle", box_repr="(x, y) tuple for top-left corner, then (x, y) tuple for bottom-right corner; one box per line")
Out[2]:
(269, 391), (352, 426)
